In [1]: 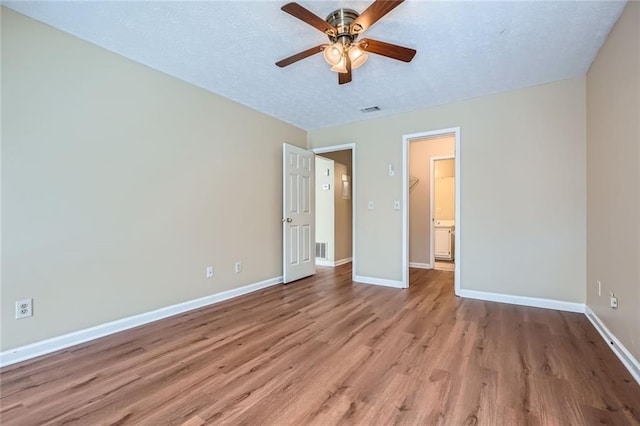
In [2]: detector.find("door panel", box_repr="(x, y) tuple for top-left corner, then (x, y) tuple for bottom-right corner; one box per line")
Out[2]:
(289, 173), (299, 213)
(302, 224), (312, 262)
(283, 144), (315, 283)
(434, 227), (452, 260)
(289, 226), (299, 265)
(302, 175), (311, 213)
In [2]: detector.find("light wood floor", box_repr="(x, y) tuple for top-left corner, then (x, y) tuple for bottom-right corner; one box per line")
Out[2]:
(1, 265), (639, 425)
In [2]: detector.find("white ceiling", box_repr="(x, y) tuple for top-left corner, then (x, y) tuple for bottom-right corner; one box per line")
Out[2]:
(4, 1), (626, 130)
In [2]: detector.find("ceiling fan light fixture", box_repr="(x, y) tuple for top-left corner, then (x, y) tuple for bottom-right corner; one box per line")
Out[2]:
(330, 55), (348, 73)
(348, 46), (368, 70)
(323, 42), (343, 66)
(276, 2), (417, 85)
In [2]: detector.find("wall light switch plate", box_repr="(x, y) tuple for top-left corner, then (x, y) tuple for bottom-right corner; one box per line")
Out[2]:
(610, 295), (618, 309)
(394, 201), (401, 210)
(368, 201), (374, 210)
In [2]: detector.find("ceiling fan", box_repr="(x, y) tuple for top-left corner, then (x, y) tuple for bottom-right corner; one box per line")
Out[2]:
(275, 0), (417, 85)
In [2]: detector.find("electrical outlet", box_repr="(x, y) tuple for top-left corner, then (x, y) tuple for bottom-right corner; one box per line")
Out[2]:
(597, 280), (601, 296)
(16, 299), (33, 319)
(610, 292), (618, 309)
(235, 261), (242, 273)
(206, 266), (214, 278)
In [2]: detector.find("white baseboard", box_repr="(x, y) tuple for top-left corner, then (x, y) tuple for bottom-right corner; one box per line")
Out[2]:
(0, 276), (283, 368)
(585, 306), (640, 385)
(458, 289), (585, 313)
(354, 275), (406, 289)
(409, 262), (432, 269)
(316, 257), (353, 267)
(334, 257), (353, 267)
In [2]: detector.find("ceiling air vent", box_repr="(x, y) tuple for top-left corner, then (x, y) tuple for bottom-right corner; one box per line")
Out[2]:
(360, 106), (381, 113)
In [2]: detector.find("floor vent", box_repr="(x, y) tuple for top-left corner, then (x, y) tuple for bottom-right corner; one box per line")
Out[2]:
(315, 242), (327, 259)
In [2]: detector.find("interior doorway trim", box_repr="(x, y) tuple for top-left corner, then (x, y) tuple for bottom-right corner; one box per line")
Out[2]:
(312, 143), (356, 283)
(402, 128), (461, 294)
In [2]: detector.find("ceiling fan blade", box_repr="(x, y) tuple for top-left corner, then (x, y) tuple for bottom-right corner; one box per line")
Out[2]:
(350, 0), (404, 35)
(281, 3), (337, 36)
(276, 45), (325, 67)
(359, 38), (416, 62)
(339, 54), (352, 85)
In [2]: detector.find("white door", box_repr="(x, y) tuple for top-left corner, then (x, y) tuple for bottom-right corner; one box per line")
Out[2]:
(283, 143), (315, 283)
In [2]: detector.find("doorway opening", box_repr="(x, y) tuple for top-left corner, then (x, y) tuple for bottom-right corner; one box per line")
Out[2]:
(431, 156), (456, 271)
(312, 144), (356, 283)
(402, 128), (460, 293)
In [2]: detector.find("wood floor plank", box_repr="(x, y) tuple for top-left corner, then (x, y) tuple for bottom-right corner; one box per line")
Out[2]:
(1, 264), (638, 425)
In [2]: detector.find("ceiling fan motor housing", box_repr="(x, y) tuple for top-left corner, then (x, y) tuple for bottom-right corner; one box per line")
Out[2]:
(326, 8), (360, 46)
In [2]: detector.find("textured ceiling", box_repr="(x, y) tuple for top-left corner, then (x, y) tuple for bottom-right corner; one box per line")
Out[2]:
(4, 1), (626, 130)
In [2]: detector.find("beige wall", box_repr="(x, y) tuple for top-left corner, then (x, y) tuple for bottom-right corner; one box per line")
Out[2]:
(409, 136), (454, 265)
(434, 159), (455, 221)
(320, 150), (352, 177)
(315, 156), (335, 261)
(586, 2), (640, 360)
(309, 77), (587, 303)
(1, 9), (306, 350)
(318, 150), (352, 261)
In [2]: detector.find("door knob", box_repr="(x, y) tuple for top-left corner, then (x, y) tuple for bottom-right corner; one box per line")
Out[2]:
(282, 217), (293, 223)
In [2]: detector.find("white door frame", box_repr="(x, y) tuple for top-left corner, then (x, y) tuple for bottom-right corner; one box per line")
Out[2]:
(402, 128), (461, 294)
(312, 143), (356, 283)
(430, 155), (455, 267)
